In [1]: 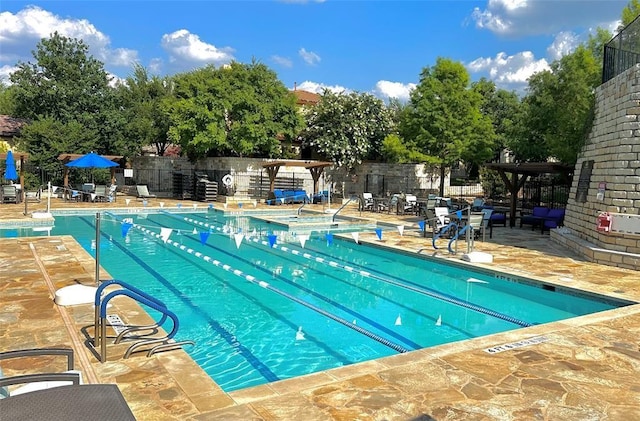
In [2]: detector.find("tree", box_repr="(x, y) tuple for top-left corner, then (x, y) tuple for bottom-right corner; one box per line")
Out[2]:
(621, 0), (640, 27)
(10, 32), (127, 170)
(165, 61), (302, 159)
(471, 78), (522, 162)
(301, 90), (394, 171)
(516, 45), (600, 165)
(0, 83), (17, 115)
(400, 58), (495, 195)
(117, 65), (172, 156)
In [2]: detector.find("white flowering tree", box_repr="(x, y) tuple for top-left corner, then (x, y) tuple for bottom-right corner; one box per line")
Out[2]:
(301, 90), (394, 171)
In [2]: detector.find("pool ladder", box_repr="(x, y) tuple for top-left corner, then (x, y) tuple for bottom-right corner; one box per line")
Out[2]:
(91, 279), (194, 363)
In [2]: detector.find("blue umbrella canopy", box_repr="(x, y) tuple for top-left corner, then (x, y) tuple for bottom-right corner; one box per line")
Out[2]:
(65, 152), (118, 168)
(4, 150), (18, 180)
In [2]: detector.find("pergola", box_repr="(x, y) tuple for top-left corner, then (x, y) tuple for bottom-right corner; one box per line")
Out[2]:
(262, 160), (333, 195)
(58, 153), (124, 187)
(484, 162), (574, 227)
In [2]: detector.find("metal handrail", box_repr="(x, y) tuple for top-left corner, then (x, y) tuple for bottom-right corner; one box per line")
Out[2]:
(94, 279), (168, 348)
(332, 195), (357, 222)
(94, 283), (183, 363)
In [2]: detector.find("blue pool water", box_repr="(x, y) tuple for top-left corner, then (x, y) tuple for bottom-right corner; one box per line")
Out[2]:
(1, 210), (630, 391)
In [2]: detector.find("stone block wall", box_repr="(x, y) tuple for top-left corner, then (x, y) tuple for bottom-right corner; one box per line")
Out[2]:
(556, 64), (640, 270)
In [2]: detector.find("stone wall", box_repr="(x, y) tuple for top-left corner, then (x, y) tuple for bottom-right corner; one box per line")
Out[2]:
(130, 156), (478, 201)
(553, 64), (640, 270)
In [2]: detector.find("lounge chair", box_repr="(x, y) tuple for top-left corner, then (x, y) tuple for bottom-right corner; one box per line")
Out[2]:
(136, 185), (157, 200)
(2, 185), (19, 204)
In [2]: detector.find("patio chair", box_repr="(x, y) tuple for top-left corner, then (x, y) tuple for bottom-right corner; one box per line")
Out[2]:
(25, 186), (42, 203)
(402, 194), (418, 215)
(2, 185), (19, 204)
(466, 213), (485, 241)
(64, 185), (82, 202)
(136, 185), (157, 200)
(541, 208), (565, 233)
(93, 185), (108, 202)
(108, 185), (117, 202)
(520, 206), (549, 230)
(378, 195), (399, 213)
(0, 348), (80, 397)
(471, 197), (485, 212)
(480, 208), (493, 240)
(361, 192), (374, 211)
(0, 348), (135, 420)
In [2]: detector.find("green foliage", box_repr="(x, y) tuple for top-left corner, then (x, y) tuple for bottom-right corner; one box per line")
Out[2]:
(381, 133), (433, 164)
(0, 83), (17, 115)
(621, 0), (640, 26)
(165, 61), (302, 159)
(472, 78), (522, 161)
(10, 32), (128, 176)
(400, 58), (495, 194)
(117, 65), (172, 156)
(515, 45), (600, 165)
(479, 167), (507, 200)
(301, 90), (394, 170)
(17, 117), (93, 179)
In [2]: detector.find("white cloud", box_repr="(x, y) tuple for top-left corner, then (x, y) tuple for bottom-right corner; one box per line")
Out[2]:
(148, 58), (164, 74)
(546, 31), (579, 61)
(471, 0), (626, 36)
(467, 51), (549, 90)
(0, 64), (18, 84)
(0, 6), (137, 67)
(296, 80), (347, 94)
(299, 48), (321, 66)
(161, 29), (234, 67)
(271, 55), (293, 68)
(374, 81), (416, 101)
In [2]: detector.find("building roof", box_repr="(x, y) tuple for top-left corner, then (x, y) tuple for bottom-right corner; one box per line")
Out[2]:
(292, 90), (320, 106)
(0, 115), (28, 138)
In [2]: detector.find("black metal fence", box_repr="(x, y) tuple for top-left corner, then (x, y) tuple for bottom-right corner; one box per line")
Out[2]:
(603, 15), (640, 84)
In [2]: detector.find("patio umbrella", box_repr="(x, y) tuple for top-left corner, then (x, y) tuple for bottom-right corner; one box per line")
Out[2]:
(4, 150), (18, 181)
(65, 152), (119, 169)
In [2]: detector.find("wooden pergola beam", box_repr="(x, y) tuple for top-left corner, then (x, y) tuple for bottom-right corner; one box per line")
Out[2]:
(262, 160), (333, 194)
(485, 162), (573, 227)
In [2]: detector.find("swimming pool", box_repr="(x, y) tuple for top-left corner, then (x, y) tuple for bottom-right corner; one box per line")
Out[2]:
(1, 210), (632, 391)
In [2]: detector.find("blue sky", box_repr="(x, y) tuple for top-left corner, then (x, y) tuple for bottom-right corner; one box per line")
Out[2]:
(0, 0), (626, 100)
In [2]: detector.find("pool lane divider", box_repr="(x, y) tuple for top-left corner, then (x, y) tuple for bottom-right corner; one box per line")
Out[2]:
(102, 214), (355, 371)
(86, 215), (281, 383)
(179, 215), (533, 329)
(127, 215), (411, 354)
(153, 213), (425, 349)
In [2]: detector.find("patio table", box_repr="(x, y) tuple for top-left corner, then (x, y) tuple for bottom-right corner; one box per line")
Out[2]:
(0, 384), (135, 421)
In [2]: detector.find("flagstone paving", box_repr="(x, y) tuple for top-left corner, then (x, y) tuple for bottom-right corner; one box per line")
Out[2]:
(1, 197), (639, 420)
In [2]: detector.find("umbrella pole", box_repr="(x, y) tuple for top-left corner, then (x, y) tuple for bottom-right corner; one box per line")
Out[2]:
(95, 212), (101, 285)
